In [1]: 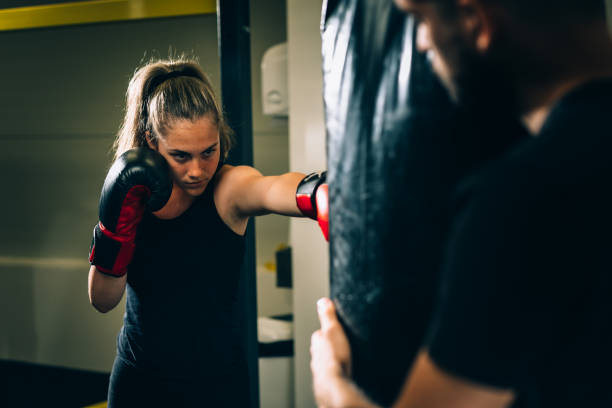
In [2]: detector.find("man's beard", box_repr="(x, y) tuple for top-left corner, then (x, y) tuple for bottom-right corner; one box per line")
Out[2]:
(447, 48), (520, 118)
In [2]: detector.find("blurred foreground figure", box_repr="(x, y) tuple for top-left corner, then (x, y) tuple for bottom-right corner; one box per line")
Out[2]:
(314, 0), (612, 407)
(321, 0), (522, 405)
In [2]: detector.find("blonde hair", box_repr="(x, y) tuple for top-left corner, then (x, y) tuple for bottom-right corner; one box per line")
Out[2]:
(114, 58), (233, 161)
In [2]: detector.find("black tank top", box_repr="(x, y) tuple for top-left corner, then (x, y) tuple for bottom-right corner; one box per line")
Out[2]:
(117, 179), (247, 380)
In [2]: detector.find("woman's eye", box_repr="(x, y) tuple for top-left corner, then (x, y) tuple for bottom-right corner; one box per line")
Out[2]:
(172, 153), (188, 162)
(202, 148), (216, 158)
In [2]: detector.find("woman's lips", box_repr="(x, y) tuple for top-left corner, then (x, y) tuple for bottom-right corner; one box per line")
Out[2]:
(184, 180), (205, 188)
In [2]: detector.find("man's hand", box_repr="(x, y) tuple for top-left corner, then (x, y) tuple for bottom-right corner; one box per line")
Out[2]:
(311, 297), (352, 376)
(310, 298), (514, 408)
(311, 298), (378, 408)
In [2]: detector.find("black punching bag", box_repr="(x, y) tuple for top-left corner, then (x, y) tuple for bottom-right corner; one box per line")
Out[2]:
(322, 0), (524, 404)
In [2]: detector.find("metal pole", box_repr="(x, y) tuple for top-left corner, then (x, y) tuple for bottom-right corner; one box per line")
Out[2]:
(216, 0), (259, 407)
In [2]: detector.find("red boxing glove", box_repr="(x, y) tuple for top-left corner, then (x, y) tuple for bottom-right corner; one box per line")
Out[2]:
(89, 148), (172, 277)
(296, 171), (329, 241)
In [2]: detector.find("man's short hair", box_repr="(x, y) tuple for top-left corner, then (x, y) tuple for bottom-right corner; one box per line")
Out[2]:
(506, 0), (606, 22)
(425, 0), (606, 22)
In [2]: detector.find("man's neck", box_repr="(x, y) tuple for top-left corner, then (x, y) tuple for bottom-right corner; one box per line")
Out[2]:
(521, 77), (591, 135)
(518, 23), (612, 135)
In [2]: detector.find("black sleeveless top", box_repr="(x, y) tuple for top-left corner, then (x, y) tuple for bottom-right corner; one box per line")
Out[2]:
(117, 180), (247, 381)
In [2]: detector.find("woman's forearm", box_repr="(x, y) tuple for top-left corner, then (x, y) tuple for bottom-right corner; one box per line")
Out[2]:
(265, 172), (307, 216)
(88, 265), (127, 313)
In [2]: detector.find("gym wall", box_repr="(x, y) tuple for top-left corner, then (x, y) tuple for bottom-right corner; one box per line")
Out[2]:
(0, 13), (220, 373)
(0, 1), (292, 374)
(286, 0), (330, 406)
(249, 0), (293, 319)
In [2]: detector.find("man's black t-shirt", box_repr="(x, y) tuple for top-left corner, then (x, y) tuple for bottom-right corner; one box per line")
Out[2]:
(426, 79), (612, 407)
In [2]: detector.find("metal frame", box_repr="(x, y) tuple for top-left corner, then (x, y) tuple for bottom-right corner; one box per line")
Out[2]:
(217, 0), (259, 406)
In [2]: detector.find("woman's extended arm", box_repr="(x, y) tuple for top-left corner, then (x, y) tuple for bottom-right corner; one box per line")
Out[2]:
(216, 165), (309, 217)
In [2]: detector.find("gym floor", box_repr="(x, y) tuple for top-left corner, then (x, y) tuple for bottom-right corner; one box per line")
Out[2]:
(0, 360), (108, 408)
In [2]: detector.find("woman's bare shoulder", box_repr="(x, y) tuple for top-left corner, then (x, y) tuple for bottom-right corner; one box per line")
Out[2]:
(214, 164), (262, 192)
(212, 164), (259, 234)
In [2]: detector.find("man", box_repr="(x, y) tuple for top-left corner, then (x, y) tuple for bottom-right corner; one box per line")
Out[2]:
(321, 1), (526, 404)
(311, 0), (612, 407)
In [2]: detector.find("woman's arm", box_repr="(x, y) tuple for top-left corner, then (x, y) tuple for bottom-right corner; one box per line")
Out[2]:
(88, 265), (127, 313)
(87, 148), (172, 312)
(217, 165), (307, 217)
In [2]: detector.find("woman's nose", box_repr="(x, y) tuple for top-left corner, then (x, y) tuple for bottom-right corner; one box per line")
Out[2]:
(187, 159), (204, 179)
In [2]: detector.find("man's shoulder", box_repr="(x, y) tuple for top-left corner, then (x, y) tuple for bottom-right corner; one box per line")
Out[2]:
(458, 144), (608, 230)
(455, 139), (550, 211)
(542, 77), (612, 137)
(466, 79), (612, 201)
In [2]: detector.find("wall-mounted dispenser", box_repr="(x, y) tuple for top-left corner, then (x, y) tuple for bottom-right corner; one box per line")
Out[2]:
(261, 42), (288, 116)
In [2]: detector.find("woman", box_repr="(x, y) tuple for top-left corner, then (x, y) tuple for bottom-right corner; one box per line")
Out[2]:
(87, 58), (326, 407)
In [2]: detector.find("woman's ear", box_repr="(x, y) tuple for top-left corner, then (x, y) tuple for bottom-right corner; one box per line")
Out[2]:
(145, 131), (158, 150)
(457, 0), (494, 53)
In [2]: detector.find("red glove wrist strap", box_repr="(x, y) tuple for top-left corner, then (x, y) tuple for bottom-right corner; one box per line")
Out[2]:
(89, 223), (135, 277)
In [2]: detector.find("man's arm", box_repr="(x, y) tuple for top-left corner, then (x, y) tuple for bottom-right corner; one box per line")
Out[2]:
(310, 298), (515, 408)
(310, 298), (378, 408)
(393, 352), (514, 408)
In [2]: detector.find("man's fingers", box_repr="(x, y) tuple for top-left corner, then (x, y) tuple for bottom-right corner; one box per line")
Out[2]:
(310, 330), (321, 354)
(317, 297), (337, 331)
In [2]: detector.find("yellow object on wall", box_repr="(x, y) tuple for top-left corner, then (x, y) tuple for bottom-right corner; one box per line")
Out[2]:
(0, 0), (216, 31)
(83, 402), (107, 408)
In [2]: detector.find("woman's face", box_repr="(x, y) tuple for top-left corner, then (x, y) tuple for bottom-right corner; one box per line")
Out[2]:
(149, 115), (221, 197)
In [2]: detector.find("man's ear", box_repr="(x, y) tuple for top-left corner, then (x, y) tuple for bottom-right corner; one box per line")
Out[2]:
(145, 131), (158, 150)
(457, 0), (494, 53)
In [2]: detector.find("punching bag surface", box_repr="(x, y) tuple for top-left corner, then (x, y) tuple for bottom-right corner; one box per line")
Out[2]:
(322, 0), (524, 404)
